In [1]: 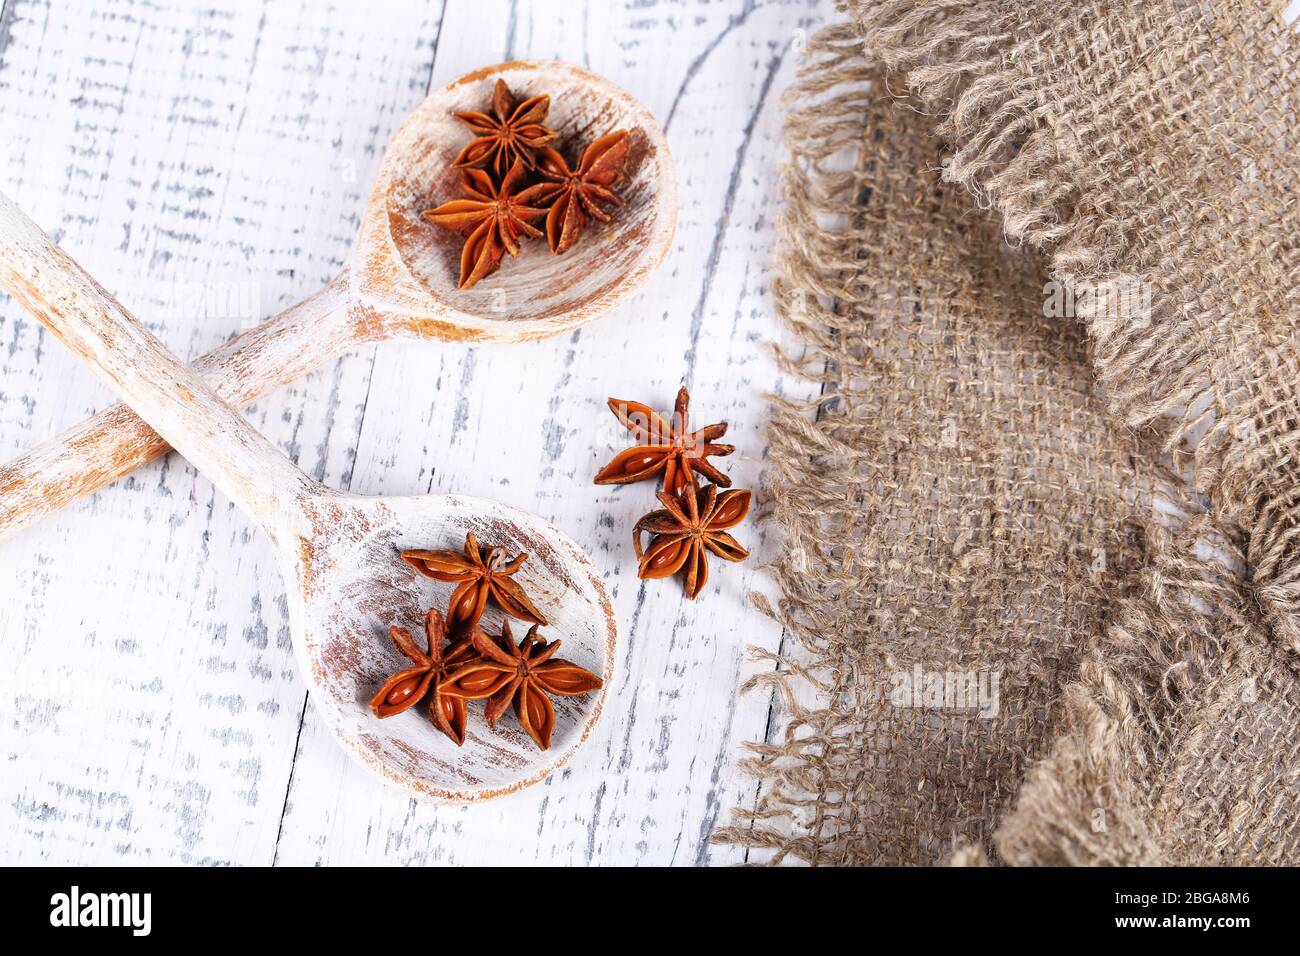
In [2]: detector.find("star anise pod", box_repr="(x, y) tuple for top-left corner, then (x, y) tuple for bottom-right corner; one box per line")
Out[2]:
(594, 386), (735, 495)
(369, 608), (480, 745)
(634, 483), (751, 599)
(401, 532), (547, 635)
(451, 78), (558, 177)
(439, 622), (603, 751)
(533, 130), (631, 254)
(421, 160), (550, 289)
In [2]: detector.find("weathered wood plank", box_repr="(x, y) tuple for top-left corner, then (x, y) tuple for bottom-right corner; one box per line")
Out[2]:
(273, 0), (825, 866)
(0, 0), (443, 863)
(0, 0), (828, 865)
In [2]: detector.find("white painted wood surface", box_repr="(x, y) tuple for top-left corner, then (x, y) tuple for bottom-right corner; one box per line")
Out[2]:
(0, 0), (826, 864)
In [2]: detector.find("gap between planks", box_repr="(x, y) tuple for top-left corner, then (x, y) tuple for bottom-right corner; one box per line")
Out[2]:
(0, 0), (17, 66)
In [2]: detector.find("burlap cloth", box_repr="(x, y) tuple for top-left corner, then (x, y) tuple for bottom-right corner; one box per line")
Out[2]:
(713, 0), (1300, 865)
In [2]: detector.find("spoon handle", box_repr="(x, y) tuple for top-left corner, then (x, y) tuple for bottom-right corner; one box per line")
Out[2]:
(0, 192), (320, 538)
(0, 270), (355, 541)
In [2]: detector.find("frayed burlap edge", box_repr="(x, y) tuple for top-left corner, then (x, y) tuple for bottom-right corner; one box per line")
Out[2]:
(850, 0), (1300, 610)
(849, 0), (1300, 864)
(715, 2), (1300, 865)
(709, 23), (884, 865)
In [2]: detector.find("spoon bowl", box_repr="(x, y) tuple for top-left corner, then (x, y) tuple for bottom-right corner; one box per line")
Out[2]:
(291, 492), (615, 800)
(361, 60), (676, 339)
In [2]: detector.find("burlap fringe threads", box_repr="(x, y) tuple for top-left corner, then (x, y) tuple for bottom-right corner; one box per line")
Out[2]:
(715, 2), (1300, 865)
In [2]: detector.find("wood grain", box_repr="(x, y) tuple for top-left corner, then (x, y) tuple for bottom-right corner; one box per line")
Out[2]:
(0, 0), (827, 864)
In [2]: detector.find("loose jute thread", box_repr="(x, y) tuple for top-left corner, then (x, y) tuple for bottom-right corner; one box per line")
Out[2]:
(715, 1), (1300, 865)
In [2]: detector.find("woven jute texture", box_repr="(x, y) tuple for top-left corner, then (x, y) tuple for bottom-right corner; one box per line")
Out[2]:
(715, 1), (1300, 865)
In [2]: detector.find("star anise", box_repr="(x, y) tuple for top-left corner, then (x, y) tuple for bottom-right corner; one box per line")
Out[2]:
(401, 532), (547, 635)
(439, 622), (604, 751)
(422, 160), (550, 289)
(369, 608), (480, 745)
(594, 386), (735, 495)
(533, 131), (631, 254)
(634, 483), (751, 599)
(452, 78), (558, 177)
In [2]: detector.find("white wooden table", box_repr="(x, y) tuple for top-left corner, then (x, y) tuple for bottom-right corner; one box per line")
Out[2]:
(0, 0), (825, 865)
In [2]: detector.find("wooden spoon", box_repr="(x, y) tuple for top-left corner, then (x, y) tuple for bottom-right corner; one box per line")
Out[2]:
(0, 59), (676, 541)
(0, 193), (617, 801)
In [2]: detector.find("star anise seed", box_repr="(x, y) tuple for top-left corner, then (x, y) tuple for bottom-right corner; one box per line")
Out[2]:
(594, 386), (735, 495)
(534, 130), (631, 254)
(369, 607), (480, 745)
(634, 483), (751, 599)
(422, 160), (551, 289)
(401, 532), (548, 636)
(451, 78), (558, 177)
(439, 622), (603, 751)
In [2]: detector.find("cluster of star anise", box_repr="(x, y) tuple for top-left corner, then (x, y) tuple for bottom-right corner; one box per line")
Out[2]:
(595, 388), (752, 599)
(422, 78), (633, 289)
(369, 532), (603, 751)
